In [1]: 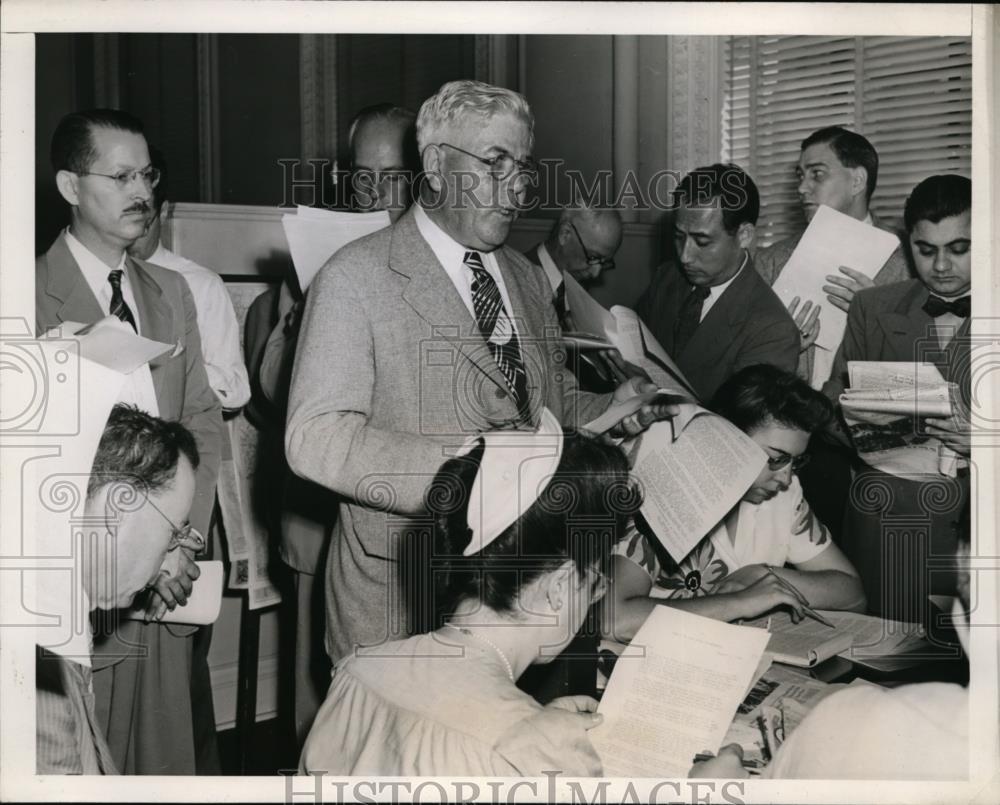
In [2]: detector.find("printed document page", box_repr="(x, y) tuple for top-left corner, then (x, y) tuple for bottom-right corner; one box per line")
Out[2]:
(591, 607), (770, 778)
(771, 204), (899, 351)
(632, 416), (767, 562)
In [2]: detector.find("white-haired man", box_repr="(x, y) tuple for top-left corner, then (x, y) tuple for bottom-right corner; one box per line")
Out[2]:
(286, 80), (672, 664)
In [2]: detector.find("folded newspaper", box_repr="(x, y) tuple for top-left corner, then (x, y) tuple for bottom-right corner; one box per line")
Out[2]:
(841, 361), (960, 478)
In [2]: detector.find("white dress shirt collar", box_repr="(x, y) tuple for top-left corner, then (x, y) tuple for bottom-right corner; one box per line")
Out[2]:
(413, 204), (517, 327)
(64, 228), (128, 313)
(701, 250), (748, 322)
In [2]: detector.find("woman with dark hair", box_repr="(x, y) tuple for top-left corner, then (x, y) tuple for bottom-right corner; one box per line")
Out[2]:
(606, 365), (866, 642)
(299, 409), (637, 776)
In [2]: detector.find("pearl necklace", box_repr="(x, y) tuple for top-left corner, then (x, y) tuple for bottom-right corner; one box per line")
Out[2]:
(444, 623), (515, 682)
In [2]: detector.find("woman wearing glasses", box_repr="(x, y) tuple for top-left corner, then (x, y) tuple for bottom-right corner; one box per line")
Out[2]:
(605, 364), (866, 642)
(299, 410), (636, 776)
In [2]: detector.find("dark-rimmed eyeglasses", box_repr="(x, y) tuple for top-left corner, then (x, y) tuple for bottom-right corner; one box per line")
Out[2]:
(570, 222), (615, 271)
(765, 451), (810, 472)
(437, 142), (538, 182)
(76, 166), (161, 190)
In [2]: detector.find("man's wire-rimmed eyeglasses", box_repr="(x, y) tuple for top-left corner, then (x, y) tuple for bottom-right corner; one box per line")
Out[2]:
(76, 166), (161, 190)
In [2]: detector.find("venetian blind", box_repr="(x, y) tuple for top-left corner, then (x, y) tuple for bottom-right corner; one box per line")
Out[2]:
(722, 36), (972, 249)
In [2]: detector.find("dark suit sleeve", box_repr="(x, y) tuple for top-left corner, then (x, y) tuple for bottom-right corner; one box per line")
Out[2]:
(734, 307), (801, 376)
(820, 292), (869, 447)
(177, 277), (223, 536)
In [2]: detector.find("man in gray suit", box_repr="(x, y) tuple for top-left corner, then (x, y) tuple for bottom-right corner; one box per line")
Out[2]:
(286, 80), (670, 664)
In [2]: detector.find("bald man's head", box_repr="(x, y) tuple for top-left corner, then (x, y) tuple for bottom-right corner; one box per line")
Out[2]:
(546, 205), (623, 283)
(349, 105), (418, 222)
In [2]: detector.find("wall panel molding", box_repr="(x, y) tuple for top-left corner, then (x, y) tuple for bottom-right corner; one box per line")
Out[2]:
(666, 37), (723, 178)
(300, 35), (338, 162)
(196, 34), (221, 203)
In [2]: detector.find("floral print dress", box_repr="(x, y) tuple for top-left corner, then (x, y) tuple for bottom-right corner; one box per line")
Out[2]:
(614, 476), (832, 598)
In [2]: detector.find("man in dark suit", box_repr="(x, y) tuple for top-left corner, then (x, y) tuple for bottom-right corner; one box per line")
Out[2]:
(635, 163), (800, 402)
(35, 109), (223, 774)
(286, 79), (674, 668)
(823, 174), (971, 624)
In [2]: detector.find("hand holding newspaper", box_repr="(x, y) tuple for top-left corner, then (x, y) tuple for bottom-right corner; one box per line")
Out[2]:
(841, 361), (959, 478)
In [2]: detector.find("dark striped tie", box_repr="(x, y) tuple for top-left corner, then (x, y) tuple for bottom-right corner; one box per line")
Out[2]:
(107, 269), (138, 332)
(465, 251), (529, 416)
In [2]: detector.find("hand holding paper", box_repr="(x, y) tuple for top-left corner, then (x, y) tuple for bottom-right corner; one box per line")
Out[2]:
(822, 265), (877, 313)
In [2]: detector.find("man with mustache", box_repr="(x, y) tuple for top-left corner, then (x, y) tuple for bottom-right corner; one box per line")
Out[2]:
(36, 109), (222, 774)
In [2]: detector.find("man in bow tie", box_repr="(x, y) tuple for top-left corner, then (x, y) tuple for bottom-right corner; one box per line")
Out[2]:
(286, 80), (673, 665)
(822, 174), (971, 623)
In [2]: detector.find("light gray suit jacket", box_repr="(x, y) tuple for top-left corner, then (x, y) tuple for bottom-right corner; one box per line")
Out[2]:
(286, 207), (612, 661)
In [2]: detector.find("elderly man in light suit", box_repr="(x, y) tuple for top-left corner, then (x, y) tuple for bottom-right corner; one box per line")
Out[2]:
(36, 109), (222, 774)
(286, 80), (671, 664)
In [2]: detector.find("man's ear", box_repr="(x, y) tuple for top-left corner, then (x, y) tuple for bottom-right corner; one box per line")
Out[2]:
(55, 170), (80, 206)
(850, 166), (868, 200)
(736, 221), (755, 251)
(422, 145), (444, 194)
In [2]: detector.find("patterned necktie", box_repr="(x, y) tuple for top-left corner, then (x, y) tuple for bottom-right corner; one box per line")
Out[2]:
(465, 251), (529, 416)
(107, 269), (138, 332)
(923, 294), (970, 319)
(673, 285), (710, 355)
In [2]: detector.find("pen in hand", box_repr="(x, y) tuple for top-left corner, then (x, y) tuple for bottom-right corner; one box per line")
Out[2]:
(763, 565), (835, 628)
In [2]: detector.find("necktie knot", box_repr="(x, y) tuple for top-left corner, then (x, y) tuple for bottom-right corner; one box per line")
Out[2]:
(923, 294), (970, 319)
(107, 267), (137, 332)
(464, 251), (486, 273)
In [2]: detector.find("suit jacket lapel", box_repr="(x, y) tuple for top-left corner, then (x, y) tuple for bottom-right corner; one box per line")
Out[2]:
(877, 282), (932, 362)
(126, 257), (175, 407)
(41, 235), (104, 326)
(391, 211), (510, 398)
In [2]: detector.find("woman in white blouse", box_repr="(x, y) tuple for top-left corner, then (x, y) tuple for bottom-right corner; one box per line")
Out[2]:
(605, 365), (866, 642)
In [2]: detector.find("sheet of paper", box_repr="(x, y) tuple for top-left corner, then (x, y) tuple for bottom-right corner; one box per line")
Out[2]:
(51, 317), (172, 374)
(632, 416), (767, 562)
(610, 306), (698, 400)
(32, 350), (127, 657)
(591, 606), (771, 777)
(771, 204), (900, 351)
(281, 206), (391, 291)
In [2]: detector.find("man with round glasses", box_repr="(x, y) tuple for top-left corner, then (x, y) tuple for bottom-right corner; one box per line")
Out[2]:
(287, 80), (674, 666)
(36, 108), (222, 774)
(36, 404), (200, 774)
